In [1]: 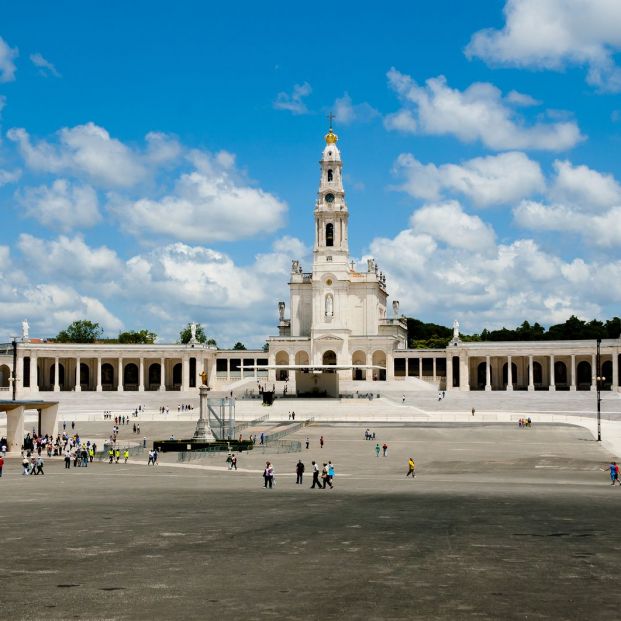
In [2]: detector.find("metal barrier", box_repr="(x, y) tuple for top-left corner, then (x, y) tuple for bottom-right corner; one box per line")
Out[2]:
(263, 417), (314, 444)
(96, 443), (145, 462)
(234, 413), (269, 434)
(177, 438), (302, 462)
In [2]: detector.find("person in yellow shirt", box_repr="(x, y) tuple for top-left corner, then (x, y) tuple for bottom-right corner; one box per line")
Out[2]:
(123, 449), (129, 464)
(406, 457), (416, 478)
(115, 448), (120, 463)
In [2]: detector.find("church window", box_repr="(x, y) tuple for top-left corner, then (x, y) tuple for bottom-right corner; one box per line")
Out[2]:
(326, 223), (334, 246)
(327, 169), (333, 182)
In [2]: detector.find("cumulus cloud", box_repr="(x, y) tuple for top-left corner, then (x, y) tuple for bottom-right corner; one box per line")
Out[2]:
(466, 0), (621, 92)
(17, 179), (101, 231)
(273, 82), (312, 115)
(30, 52), (61, 77)
(0, 36), (18, 82)
(332, 93), (379, 124)
(8, 123), (149, 188)
(111, 158), (287, 243)
(0, 168), (21, 186)
(549, 160), (621, 209)
(384, 68), (583, 151)
(392, 151), (545, 207)
(369, 217), (617, 332)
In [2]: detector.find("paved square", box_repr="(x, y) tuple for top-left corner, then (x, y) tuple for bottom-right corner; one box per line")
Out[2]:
(0, 422), (618, 620)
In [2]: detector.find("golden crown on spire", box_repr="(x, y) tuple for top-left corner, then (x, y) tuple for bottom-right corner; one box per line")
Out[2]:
(325, 128), (338, 144)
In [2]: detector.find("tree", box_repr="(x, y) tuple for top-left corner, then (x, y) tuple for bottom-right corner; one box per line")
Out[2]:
(262, 342), (269, 352)
(207, 338), (218, 347)
(55, 320), (103, 343)
(232, 341), (247, 350)
(118, 329), (157, 344)
(179, 323), (207, 344)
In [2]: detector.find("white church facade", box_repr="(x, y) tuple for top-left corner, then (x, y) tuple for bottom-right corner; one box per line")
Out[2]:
(1, 129), (620, 397)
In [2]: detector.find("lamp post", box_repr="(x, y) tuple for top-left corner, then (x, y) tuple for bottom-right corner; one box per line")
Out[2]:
(596, 338), (602, 442)
(11, 336), (17, 401)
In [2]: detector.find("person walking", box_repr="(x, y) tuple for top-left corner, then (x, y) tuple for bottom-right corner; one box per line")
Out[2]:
(0, 454), (3, 478)
(327, 461), (335, 488)
(64, 450), (71, 469)
(296, 459), (305, 484)
(22, 454), (29, 476)
(147, 450), (154, 466)
(305, 436), (310, 450)
(406, 457), (416, 478)
(123, 449), (129, 464)
(382, 443), (388, 457)
(263, 461), (274, 488)
(115, 448), (121, 464)
(108, 448), (114, 464)
(35, 456), (44, 475)
(321, 463), (331, 489)
(231, 454), (237, 470)
(310, 461), (322, 488)
(375, 443), (381, 458)
(320, 435), (324, 449)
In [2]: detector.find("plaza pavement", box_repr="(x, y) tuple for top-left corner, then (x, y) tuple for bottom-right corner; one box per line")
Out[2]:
(0, 422), (619, 620)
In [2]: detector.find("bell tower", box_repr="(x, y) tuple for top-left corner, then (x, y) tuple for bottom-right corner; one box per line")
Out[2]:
(313, 122), (349, 271)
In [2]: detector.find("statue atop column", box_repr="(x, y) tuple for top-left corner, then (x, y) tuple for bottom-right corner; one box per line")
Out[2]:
(392, 300), (400, 318)
(189, 321), (197, 344)
(278, 301), (286, 321)
(453, 319), (460, 340)
(21, 319), (30, 342)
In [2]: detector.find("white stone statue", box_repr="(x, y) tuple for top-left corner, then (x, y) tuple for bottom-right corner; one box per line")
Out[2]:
(325, 294), (334, 317)
(278, 301), (286, 321)
(21, 319), (29, 341)
(453, 320), (460, 339)
(190, 322), (197, 343)
(392, 300), (400, 318)
(291, 260), (300, 274)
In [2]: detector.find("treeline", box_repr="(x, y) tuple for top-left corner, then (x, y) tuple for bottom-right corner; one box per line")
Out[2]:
(407, 315), (621, 349)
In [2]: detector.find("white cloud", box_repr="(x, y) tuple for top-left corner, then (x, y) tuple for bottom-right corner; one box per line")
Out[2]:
(30, 52), (61, 78)
(332, 93), (379, 124)
(111, 160), (287, 243)
(8, 123), (149, 188)
(0, 36), (18, 82)
(549, 160), (621, 209)
(410, 201), (496, 252)
(273, 82), (312, 115)
(0, 168), (21, 186)
(369, 219), (619, 332)
(385, 68), (584, 151)
(17, 179), (101, 231)
(17, 234), (122, 281)
(393, 151), (545, 207)
(466, 0), (621, 92)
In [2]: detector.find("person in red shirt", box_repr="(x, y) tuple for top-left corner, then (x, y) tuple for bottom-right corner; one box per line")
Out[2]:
(0, 454), (4, 477)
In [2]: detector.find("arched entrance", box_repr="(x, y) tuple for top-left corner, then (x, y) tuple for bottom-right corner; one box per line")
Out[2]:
(80, 363), (90, 389)
(124, 363), (139, 389)
(372, 351), (386, 381)
(295, 351), (309, 366)
(476, 362), (491, 389)
(322, 350), (337, 366)
(0, 364), (10, 388)
(101, 363), (114, 388)
(576, 361), (591, 390)
(148, 363), (161, 390)
(352, 350), (366, 380)
(172, 363), (182, 387)
(50, 363), (65, 388)
(275, 351), (289, 381)
(554, 361), (568, 388)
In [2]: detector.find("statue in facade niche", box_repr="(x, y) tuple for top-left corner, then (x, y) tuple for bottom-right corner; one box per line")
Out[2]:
(325, 294), (334, 317)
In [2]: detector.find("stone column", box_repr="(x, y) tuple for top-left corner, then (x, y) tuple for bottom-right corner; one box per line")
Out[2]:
(432, 357), (437, 381)
(96, 358), (102, 392)
(75, 356), (81, 391)
(612, 353), (619, 392)
(570, 354), (576, 391)
(460, 355), (470, 391)
(591, 353), (597, 391)
(139, 358), (145, 392)
(528, 355), (534, 391)
(386, 353), (394, 380)
(193, 385), (215, 441)
(160, 357), (166, 391)
(418, 356), (423, 379)
(53, 357), (60, 392)
(446, 355), (453, 391)
(485, 356), (491, 391)
(507, 355), (513, 391)
(182, 356), (190, 390)
(117, 357), (123, 392)
(16, 354), (24, 397)
(40, 403), (59, 438)
(549, 355), (556, 391)
(6, 406), (25, 452)
(30, 353), (37, 391)
(226, 358), (231, 382)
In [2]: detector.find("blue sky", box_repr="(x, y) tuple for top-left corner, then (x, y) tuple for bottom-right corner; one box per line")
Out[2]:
(1, 0), (621, 346)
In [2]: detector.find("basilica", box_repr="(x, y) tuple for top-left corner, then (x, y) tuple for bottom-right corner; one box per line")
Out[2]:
(1, 129), (620, 397)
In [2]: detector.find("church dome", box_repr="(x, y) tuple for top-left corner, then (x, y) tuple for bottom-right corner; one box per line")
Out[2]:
(324, 128), (338, 144)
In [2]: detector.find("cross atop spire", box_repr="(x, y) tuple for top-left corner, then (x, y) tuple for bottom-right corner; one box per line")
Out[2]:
(327, 111), (335, 130)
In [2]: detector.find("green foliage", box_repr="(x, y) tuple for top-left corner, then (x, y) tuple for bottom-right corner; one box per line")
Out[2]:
(262, 342), (269, 352)
(118, 329), (157, 344)
(232, 341), (247, 350)
(179, 323), (207, 344)
(406, 318), (452, 348)
(207, 338), (218, 347)
(55, 320), (103, 343)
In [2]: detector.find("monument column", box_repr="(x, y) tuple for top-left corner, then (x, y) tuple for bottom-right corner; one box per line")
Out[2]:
(528, 355), (534, 391)
(182, 355), (190, 391)
(53, 357), (60, 392)
(117, 357), (123, 392)
(549, 355), (556, 391)
(591, 353), (597, 391)
(75, 356), (81, 391)
(446, 355), (453, 391)
(6, 406), (25, 451)
(570, 354), (576, 391)
(96, 358), (102, 392)
(418, 356), (423, 379)
(460, 354), (470, 391)
(432, 357), (437, 381)
(160, 357), (166, 391)
(139, 357), (145, 392)
(612, 353), (619, 392)
(507, 355), (513, 390)
(485, 356), (491, 391)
